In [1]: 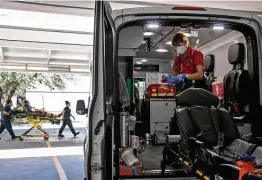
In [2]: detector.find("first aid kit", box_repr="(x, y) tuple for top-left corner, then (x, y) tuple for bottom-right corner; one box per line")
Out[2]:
(145, 84), (176, 98)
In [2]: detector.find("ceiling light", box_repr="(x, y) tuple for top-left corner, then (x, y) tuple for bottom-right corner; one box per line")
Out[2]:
(141, 59), (148, 62)
(166, 41), (172, 45)
(143, 32), (154, 36)
(155, 49), (168, 53)
(136, 61), (142, 65)
(147, 23), (159, 29)
(213, 25), (224, 30)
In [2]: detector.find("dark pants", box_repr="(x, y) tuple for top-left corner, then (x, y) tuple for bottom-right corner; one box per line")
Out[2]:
(0, 119), (16, 138)
(58, 118), (76, 135)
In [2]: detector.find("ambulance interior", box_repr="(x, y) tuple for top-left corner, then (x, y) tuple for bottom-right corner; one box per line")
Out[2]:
(115, 20), (262, 179)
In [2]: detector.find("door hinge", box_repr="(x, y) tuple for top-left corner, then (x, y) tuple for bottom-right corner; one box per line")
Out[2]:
(91, 163), (103, 174)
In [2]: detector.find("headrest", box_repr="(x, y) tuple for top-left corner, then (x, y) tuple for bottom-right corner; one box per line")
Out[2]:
(204, 54), (215, 72)
(228, 43), (245, 65)
(176, 88), (219, 107)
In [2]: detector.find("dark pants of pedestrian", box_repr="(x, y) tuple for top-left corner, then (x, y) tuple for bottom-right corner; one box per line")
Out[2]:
(59, 118), (76, 135)
(0, 119), (16, 138)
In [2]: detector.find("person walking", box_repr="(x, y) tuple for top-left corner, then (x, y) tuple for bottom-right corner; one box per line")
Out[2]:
(0, 100), (18, 140)
(58, 101), (80, 138)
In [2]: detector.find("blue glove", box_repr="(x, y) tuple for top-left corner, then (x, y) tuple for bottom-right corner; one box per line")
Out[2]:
(177, 74), (187, 80)
(236, 154), (256, 162)
(165, 76), (183, 85)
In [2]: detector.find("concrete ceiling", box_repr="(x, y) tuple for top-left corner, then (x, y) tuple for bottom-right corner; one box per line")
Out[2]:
(0, 1), (259, 73)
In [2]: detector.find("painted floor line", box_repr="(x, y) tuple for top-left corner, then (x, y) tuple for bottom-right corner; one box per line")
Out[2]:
(46, 141), (68, 180)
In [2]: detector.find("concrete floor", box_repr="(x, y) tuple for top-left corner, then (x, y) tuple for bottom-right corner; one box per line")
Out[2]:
(0, 125), (85, 180)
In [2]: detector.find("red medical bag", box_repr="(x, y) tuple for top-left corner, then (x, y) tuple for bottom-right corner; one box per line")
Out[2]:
(145, 84), (176, 98)
(212, 81), (224, 99)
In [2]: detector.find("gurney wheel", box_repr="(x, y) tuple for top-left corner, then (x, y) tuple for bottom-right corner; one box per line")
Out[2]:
(44, 134), (49, 140)
(19, 135), (24, 141)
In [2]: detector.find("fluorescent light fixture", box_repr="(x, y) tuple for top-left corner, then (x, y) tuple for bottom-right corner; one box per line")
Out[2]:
(6, 60), (46, 64)
(155, 49), (168, 53)
(143, 32), (154, 36)
(166, 41), (172, 45)
(0, 9), (93, 33)
(147, 23), (159, 29)
(140, 59), (148, 62)
(27, 67), (48, 71)
(50, 62), (88, 66)
(71, 68), (90, 72)
(0, 65), (25, 70)
(213, 25), (224, 30)
(136, 61), (142, 64)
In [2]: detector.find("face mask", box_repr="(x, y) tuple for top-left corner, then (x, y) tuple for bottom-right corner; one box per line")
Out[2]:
(176, 46), (187, 55)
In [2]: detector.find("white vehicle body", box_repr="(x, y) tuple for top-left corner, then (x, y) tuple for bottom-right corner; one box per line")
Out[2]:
(85, 2), (262, 180)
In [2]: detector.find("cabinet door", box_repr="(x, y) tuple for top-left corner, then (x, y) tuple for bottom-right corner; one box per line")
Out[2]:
(150, 100), (176, 123)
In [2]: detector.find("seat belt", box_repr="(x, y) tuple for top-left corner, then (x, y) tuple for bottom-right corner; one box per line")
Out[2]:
(245, 144), (259, 155)
(216, 108), (225, 150)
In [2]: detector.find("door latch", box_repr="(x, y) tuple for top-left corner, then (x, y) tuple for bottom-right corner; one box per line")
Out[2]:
(95, 120), (104, 135)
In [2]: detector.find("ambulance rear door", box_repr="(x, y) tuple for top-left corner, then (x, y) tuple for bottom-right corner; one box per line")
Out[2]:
(87, 1), (117, 180)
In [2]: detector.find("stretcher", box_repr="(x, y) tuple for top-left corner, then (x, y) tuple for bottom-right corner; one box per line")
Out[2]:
(161, 88), (262, 180)
(13, 103), (61, 141)
(17, 113), (60, 141)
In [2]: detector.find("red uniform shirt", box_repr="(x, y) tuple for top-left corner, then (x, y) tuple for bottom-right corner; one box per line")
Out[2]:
(173, 46), (204, 74)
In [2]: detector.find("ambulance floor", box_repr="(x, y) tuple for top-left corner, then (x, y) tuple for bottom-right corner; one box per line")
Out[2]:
(0, 127), (85, 180)
(137, 145), (179, 171)
(137, 145), (197, 179)
(137, 145), (166, 170)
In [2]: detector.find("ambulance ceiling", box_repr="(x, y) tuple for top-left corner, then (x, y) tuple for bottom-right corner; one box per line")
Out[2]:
(0, 1), (260, 73)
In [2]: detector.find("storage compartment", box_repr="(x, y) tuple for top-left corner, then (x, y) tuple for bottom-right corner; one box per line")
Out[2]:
(149, 99), (176, 144)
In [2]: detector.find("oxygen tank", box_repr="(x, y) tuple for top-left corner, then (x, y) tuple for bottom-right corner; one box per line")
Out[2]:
(120, 111), (129, 147)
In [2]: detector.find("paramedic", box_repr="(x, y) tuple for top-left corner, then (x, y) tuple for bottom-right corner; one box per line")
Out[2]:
(0, 100), (18, 139)
(58, 101), (80, 138)
(163, 32), (206, 90)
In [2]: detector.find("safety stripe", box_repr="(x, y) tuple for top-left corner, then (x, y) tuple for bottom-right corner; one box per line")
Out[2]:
(45, 141), (68, 180)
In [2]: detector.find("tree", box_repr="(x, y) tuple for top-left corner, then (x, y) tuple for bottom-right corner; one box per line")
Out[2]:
(0, 72), (76, 111)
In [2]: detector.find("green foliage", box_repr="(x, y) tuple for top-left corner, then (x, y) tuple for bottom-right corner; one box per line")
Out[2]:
(0, 72), (76, 104)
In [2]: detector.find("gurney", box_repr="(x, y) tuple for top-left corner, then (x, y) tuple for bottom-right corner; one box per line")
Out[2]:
(161, 88), (262, 180)
(12, 104), (61, 141)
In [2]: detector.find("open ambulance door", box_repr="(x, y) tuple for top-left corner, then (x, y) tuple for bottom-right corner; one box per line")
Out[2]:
(85, 1), (116, 180)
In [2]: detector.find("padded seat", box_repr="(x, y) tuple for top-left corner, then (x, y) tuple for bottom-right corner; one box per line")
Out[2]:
(223, 43), (252, 116)
(173, 88), (262, 164)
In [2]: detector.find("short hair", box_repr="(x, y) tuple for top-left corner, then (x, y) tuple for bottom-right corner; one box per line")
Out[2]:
(171, 32), (189, 46)
(65, 101), (70, 105)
